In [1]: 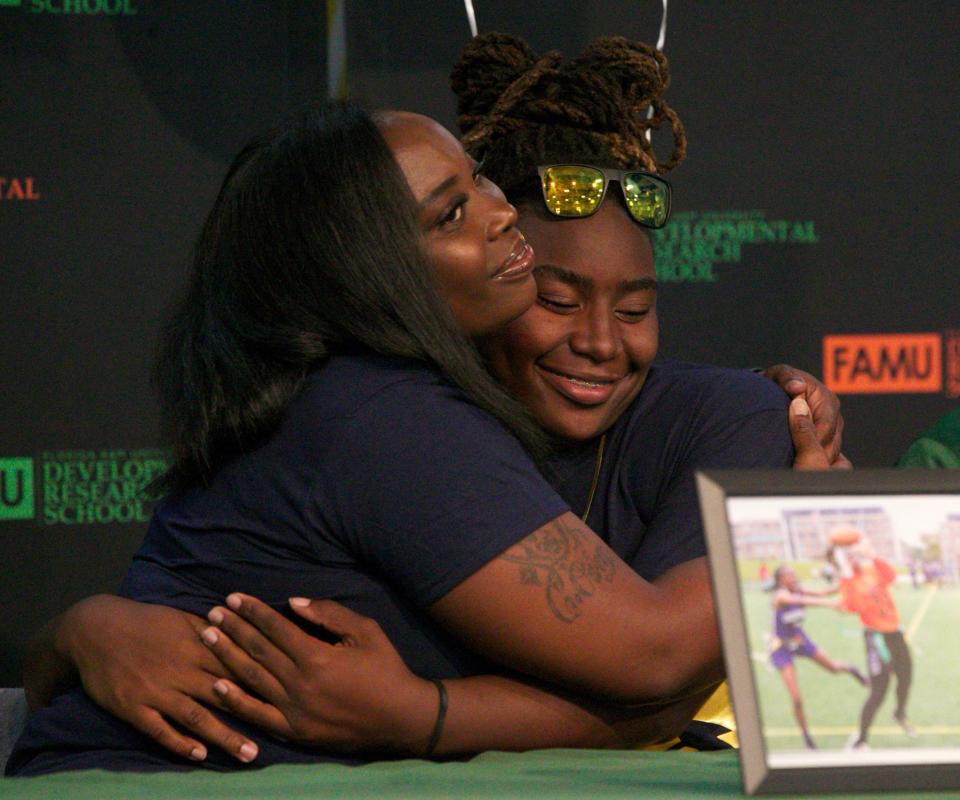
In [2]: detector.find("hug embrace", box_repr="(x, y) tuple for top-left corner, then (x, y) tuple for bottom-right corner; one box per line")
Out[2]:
(9, 33), (846, 776)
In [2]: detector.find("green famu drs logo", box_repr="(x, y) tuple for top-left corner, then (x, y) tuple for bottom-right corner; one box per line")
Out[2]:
(42, 449), (167, 525)
(652, 210), (819, 283)
(0, 458), (35, 520)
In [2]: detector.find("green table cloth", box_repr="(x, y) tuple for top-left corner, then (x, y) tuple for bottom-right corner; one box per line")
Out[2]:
(4, 749), (959, 799)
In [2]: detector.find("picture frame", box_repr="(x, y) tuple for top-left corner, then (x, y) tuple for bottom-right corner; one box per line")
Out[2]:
(696, 469), (960, 795)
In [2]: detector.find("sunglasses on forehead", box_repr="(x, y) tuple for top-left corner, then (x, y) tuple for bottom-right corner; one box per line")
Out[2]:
(537, 164), (672, 229)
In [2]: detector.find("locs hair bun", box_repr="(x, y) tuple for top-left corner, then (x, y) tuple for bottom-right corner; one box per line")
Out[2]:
(450, 32), (686, 193)
(451, 32), (540, 128)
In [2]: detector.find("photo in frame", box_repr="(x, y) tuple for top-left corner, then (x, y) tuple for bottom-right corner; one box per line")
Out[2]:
(696, 469), (960, 795)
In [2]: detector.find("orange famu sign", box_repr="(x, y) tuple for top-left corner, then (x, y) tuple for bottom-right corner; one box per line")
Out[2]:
(823, 333), (942, 394)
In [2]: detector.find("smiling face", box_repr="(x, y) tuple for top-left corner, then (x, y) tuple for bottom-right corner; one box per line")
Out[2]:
(480, 200), (659, 442)
(378, 112), (536, 337)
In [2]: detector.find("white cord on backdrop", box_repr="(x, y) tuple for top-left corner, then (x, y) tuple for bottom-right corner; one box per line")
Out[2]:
(655, 0), (668, 49)
(647, 0), (668, 140)
(463, 0), (478, 38)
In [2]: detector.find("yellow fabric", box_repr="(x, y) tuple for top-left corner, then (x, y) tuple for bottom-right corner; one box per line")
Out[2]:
(638, 682), (738, 751)
(693, 682), (738, 748)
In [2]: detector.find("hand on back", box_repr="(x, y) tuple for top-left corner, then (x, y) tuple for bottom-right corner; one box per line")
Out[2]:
(58, 595), (259, 764)
(764, 364), (852, 470)
(199, 594), (436, 755)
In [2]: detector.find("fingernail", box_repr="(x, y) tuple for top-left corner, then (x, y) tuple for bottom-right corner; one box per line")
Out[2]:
(785, 378), (805, 391)
(226, 593), (242, 610)
(201, 627), (219, 646)
(289, 597), (310, 608)
(208, 608), (224, 625)
(189, 746), (207, 761)
(239, 742), (258, 762)
(791, 396), (811, 417)
(213, 680), (229, 696)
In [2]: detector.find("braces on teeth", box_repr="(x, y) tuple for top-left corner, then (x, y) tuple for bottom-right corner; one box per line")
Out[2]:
(566, 376), (605, 388)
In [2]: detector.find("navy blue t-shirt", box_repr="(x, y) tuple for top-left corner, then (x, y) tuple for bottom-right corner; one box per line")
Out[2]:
(9, 353), (568, 774)
(547, 359), (794, 580)
(119, 354), (566, 677)
(9, 357), (792, 775)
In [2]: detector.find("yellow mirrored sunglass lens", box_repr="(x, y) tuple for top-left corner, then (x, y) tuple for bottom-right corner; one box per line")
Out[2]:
(623, 176), (667, 226)
(543, 167), (604, 216)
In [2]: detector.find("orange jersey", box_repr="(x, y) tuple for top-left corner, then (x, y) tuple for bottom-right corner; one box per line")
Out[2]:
(839, 557), (900, 632)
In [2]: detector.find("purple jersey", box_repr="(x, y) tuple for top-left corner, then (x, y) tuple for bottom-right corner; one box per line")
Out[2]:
(774, 599), (807, 640)
(770, 595), (818, 669)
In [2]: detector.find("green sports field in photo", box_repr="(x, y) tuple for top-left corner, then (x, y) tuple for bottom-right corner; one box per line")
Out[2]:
(739, 575), (960, 752)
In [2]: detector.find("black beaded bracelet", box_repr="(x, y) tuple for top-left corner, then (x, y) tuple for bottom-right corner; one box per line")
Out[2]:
(423, 678), (448, 757)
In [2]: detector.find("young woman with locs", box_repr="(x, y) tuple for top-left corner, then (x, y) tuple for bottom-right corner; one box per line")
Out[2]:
(14, 38), (846, 772)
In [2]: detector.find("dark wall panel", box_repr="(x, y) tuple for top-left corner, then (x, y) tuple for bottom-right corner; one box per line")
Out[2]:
(1, 1), (325, 683)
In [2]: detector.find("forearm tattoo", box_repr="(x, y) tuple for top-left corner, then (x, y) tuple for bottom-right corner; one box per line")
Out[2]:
(500, 517), (617, 623)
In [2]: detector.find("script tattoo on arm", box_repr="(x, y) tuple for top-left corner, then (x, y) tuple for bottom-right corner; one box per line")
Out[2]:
(499, 517), (618, 623)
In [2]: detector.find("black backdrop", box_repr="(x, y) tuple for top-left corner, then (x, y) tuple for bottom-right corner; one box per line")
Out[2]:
(1, 1), (957, 684)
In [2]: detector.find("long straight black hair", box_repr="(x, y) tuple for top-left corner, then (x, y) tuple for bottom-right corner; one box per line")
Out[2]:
(155, 101), (548, 492)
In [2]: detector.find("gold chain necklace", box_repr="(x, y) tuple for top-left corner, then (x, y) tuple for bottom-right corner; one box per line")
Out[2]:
(580, 433), (606, 522)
